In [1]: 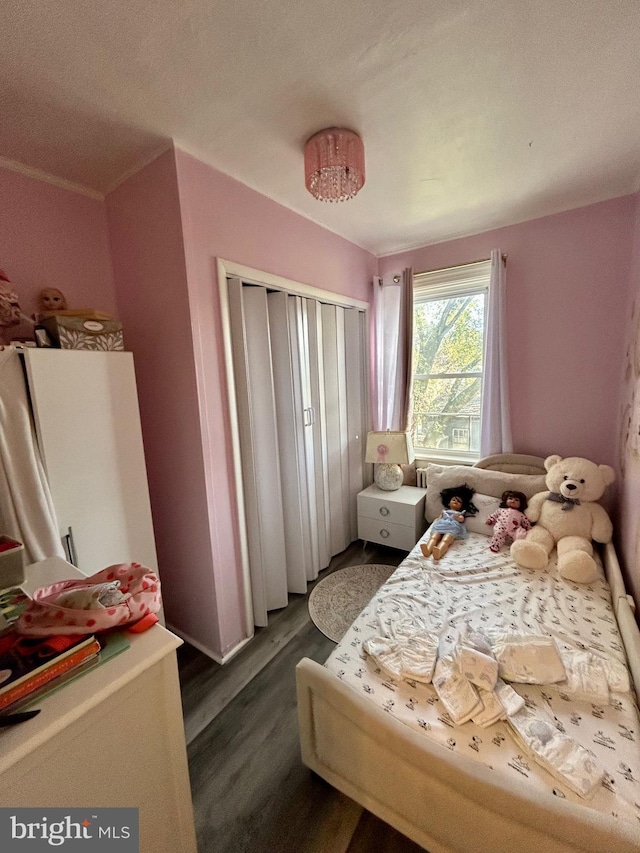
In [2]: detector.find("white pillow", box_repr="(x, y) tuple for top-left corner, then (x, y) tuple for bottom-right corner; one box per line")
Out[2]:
(464, 493), (501, 536)
(425, 463), (547, 524)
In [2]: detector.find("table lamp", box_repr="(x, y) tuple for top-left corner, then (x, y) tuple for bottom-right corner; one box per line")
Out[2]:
(365, 431), (415, 491)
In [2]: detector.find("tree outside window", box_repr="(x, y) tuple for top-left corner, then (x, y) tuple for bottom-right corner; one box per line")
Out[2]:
(411, 263), (489, 461)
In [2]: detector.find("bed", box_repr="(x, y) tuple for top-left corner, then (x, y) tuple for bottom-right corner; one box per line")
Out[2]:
(296, 457), (640, 853)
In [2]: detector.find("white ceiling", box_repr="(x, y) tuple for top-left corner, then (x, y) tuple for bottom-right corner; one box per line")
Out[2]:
(2, 0), (640, 255)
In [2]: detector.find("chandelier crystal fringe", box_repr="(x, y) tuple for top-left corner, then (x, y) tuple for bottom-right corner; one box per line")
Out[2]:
(304, 128), (365, 202)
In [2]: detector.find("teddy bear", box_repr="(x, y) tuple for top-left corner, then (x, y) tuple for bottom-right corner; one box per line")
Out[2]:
(510, 455), (615, 584)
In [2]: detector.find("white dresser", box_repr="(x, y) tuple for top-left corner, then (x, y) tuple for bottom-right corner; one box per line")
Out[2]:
(0, 557), (197, 853)
(357, 484), (427, 551)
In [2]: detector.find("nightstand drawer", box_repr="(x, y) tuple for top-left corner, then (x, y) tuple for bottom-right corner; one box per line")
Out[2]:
(357, 516), (419, 551)
(357, 489), (422, 527)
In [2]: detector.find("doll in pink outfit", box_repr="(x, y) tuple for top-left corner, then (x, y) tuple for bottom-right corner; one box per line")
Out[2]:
(486, 490), (531, 553)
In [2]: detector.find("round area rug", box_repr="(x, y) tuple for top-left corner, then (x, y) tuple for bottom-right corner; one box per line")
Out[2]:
(308, 564), (396, 643)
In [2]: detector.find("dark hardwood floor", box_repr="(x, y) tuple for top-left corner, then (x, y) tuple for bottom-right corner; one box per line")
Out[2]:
(179, 540), (425, 853)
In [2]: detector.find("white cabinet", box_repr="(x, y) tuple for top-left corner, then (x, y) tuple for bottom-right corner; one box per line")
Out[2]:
(21, 350), (158, 575)
(357, 484), (427, 551)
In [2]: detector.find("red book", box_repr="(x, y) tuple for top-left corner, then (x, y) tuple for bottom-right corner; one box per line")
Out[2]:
(0, 632), (100, 711)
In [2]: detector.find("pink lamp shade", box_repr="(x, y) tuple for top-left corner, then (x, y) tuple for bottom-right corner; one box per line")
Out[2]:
(304, 128), (365, 202)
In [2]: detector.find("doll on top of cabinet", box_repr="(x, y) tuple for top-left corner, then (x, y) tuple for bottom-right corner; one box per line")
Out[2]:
(0, 270), (35, 346)
(38, 287), (68, 315)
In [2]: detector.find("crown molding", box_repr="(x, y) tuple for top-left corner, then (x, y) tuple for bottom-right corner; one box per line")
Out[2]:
(0, 155), (103, 199)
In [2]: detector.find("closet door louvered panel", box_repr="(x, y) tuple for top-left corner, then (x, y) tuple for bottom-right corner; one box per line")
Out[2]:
(344, 308), (367, 542)
(321, 303), (350, 556)
(267, 291), (312, 593)
(296, 297), (322, 580)
(306, 299), (331, 573)
(227, 279), (288, 626)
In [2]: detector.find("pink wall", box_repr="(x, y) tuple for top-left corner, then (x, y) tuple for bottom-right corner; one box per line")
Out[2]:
(174, 150), (375, 304)
(9, 150), (638, 649)
(614, 189), (640, 601)
(106, 147), (376, 660)
(106, 149), (228, 657)
(173, 149), (377, 658)
(0, 166), (116, 317)
(379, 196), (636, 466)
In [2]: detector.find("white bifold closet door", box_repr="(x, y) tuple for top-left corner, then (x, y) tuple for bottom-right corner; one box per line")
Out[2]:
(320, 303), (367, 549)
(320, 304), (350, 556)
(227, 280), (288, 627)
(227, 277), (367, 628)
(344, 307), (367, 540)
(267, 291), (317, 591)
(306, 298), (331, 573)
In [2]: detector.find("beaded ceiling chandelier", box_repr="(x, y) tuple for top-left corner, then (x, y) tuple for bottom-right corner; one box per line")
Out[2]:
(304, 128), (365, 202)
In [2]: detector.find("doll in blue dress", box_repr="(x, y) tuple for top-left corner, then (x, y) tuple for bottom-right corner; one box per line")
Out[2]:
(420, 484), (478, 561)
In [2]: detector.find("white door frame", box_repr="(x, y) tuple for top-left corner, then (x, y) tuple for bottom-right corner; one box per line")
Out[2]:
(217, 258), (370, 635)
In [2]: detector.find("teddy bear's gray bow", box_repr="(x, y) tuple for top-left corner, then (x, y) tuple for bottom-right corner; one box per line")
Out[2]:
(547, 492), (580, 511)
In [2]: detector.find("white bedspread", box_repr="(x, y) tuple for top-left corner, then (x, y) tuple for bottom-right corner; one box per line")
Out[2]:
(325, 532), (640, 826)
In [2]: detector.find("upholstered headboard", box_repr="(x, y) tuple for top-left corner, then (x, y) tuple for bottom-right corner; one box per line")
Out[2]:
(472, 453), (547, 475)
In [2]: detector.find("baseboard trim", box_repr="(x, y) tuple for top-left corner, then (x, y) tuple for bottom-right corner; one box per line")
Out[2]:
(167, 624), (254, 665)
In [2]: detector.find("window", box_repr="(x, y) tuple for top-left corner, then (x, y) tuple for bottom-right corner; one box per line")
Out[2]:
(411, 260), (491, 463)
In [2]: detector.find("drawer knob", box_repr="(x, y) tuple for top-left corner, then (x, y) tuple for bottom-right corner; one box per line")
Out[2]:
(380, 528), (390, 539)
(379, 506), (390, 517)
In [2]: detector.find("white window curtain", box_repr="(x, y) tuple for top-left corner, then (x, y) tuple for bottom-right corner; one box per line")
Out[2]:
(480, 249), (512, 456)
(373, 268), (413, 431)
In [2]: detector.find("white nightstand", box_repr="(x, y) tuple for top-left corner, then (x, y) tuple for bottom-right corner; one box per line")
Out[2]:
(357, 484), (427, 551)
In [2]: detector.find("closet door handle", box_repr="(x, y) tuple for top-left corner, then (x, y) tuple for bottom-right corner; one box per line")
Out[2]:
(63, 526), (78, 567)
(308, 405), (315, 425)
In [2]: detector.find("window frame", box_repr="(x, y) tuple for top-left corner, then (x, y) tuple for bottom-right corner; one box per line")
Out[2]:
(411, 260), (491, 465)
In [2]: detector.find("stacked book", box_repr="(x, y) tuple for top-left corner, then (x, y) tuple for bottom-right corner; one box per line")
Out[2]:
(0, 587), (103, 713)
(0, 632), (101, 711)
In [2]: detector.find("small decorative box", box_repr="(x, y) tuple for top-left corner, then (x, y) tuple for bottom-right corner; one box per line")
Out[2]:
(37, 315), (124, 351)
